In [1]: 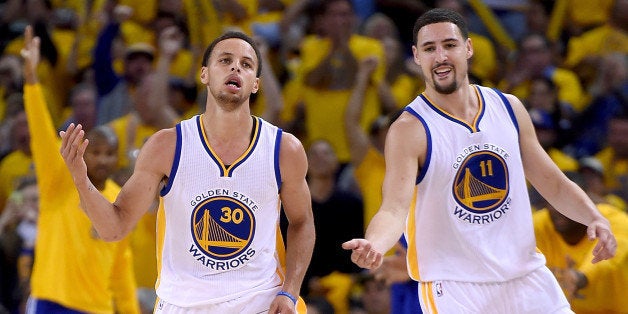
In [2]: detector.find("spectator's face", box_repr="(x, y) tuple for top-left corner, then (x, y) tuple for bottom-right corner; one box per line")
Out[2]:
(547, 205), (586, 238)
(528, 79), (557, 112)
(85, 135), (118, 185)
(307, 140), (339, 178)
(10, 112), (31, 154)
(608, 118), (628, 158)
(361, 279), (390, 313)
(19, 183), (39, 224)
(125, 55), (153, 85)
(320, 0), (355, 42)
(71, 89), (97, 132)
(520, 35), (551, 73)
(0, 55), (22, 90)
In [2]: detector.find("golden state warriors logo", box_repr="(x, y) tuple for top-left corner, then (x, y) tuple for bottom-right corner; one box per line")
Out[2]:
(452, 150), (512, 224)
(190, 195), (256, 270)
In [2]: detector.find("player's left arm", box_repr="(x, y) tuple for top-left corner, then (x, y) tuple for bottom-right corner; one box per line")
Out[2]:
(273, 132), (315, 312)
(509, 93), (617, 262)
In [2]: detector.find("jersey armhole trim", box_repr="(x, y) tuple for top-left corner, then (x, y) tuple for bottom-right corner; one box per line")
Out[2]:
(274, 128), (283, 192)
(404, 107), (432, 185)
(160, 123), (182, 196)
(492, 88), (520, 136)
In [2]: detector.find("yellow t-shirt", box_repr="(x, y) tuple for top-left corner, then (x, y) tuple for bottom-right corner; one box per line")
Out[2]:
(564, 24), (628, 69)
(469, 32), (497, 84)
(566, 0), (613, 29)
(533, 205), (628, 313)
(595, 147), (628, 192)
(295, 34), (385, 163)
(0, 150), (33, 214)
(108, 114), (162, 170)
(24, 83), (140, 313)
(131, 205), (159, 289)
(499, 67), (588, 111)
(390, 73), (422, 110)
(354, 146), (385, 227)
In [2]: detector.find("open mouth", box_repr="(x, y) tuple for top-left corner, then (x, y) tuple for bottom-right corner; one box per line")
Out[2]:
(226, 75), (242, 89)
(434, 66), (452, 78)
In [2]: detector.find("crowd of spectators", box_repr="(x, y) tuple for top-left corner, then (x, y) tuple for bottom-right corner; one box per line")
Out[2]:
(0, 0), (626, 313)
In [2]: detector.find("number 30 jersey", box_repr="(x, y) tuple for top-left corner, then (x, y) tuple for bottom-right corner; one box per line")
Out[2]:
(158, 115), (284, 306)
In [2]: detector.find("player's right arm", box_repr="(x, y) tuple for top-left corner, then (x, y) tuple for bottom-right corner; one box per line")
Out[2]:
(60, 126), (175, 242)
(343, 111), (425, 269)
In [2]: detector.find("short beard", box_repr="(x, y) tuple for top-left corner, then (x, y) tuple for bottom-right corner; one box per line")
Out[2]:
(434, 80), (458, 94)
(215, 93), (245, 111)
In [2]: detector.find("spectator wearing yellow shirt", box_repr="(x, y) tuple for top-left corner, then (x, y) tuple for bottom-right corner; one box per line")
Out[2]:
(563, 0), (628, 81)
(22, 25), (140, 314)
(284, 0), (385, 164)
(361, 13), (423, 114)
(500, 33), (588, 111)
(595, 113), (628, 206)
(578, 157), (627, 212)
(533, 173), (628, 313)
(0, 109), (33, 215)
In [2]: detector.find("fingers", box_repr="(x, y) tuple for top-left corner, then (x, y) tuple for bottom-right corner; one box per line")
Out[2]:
(341, 239), (360, 250)
(590, 229), (617, 264)
(343, 239), (383, 269)
(60, 123), (88, 161)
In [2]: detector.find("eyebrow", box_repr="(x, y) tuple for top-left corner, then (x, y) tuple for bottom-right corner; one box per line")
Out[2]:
(216, 51), (255, 64)
(420, 38), (459, 47)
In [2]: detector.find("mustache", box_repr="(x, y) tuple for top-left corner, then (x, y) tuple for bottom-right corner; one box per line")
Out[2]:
(432, 62), (454, 71)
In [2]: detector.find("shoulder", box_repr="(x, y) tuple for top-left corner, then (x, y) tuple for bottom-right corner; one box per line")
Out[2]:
(279, 131), (305, 155)
(386, 110), (428, 159)
(135, 127), (177, 175)
(143, 127), (178, 148)
(389, 110), (427, 138)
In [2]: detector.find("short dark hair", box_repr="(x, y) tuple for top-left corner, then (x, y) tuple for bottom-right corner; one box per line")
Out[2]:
(412, 8), (469, 46)
(201, 31), (262, 77)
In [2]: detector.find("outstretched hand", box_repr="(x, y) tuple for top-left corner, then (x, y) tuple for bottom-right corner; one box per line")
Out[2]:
(342, 238), (383, 269)
(587, 219), (617, 263)
(59, 123), (90, 183)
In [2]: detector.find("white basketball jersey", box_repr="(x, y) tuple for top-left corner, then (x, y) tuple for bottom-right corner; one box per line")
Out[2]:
(157, 115), (284, 306)
(404, 85), (546, 283)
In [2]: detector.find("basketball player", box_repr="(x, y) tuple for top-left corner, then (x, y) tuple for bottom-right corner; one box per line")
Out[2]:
(343, 8), (617, 313)
(60, 31), (315, 313)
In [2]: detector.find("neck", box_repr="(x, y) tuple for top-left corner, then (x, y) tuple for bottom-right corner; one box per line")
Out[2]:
(202, 102), (253, 141)
(424, 83), (478, 122)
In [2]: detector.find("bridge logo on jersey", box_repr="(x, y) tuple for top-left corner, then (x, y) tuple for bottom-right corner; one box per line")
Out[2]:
(190, 196), (256, 270)
(452, 150), (511, 224)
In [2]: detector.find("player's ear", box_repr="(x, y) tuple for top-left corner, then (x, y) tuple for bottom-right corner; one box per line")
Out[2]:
(412, 45), (420, 66)
(251, 77), (259, 94)
(466, 38), (473, 60)
(200, 67), (209, 84)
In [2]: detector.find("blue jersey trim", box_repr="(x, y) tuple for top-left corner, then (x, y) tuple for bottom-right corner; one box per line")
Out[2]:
(404, 107), (432, 185)
(195, 115), (225, 175)
(274, 128), (283, 191)
(226, 117), (262, 177)
(419, 85), (486, 133)
(161, 123), (182, 196)
(492, 88), (520, 136)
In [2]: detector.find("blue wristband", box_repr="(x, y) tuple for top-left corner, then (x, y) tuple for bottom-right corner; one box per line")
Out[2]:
(277, 290), (297, 305)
